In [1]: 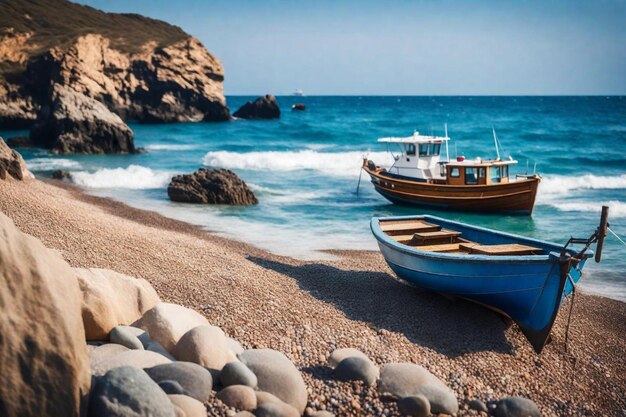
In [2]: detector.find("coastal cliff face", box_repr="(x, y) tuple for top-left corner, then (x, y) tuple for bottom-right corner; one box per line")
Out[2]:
(0, 0), (230, 153)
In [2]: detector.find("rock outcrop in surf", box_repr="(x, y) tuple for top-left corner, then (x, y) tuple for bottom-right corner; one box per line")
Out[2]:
(168, 168), (258, 205)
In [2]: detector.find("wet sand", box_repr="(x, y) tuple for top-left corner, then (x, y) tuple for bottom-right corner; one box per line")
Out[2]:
(0, 177), (624, 416)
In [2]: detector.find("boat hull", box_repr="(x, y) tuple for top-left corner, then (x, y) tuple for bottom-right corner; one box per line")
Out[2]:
(371, 215), (590, 353)
(363, 165), (540, 215)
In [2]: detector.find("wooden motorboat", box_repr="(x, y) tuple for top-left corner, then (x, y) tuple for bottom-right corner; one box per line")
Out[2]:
(370, 207), (609, 353)
(362, 130), (541, 215)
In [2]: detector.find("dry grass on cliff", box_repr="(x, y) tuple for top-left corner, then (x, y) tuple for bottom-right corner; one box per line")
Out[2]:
(0, 0), (188, 57)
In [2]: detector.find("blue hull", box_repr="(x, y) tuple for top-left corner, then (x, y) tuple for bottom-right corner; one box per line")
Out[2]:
(371, 215), (591, 353)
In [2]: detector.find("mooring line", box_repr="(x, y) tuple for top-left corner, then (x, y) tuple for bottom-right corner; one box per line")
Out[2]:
(608, 226), (626, 248)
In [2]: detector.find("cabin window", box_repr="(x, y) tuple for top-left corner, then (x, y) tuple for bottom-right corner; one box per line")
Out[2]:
(465, 168), (478, 185)
(431, 143), (441, 156)
(419, 144), (429, 156)
(406, 144), (416, 156)
(502, 165), (509, 179)
(490, 166), (501, 183)
(450, 167), (460, 177)
(479, 167), (486, 178)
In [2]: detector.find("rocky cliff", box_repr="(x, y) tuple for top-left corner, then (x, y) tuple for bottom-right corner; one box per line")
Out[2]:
(0, 0), (230, 153)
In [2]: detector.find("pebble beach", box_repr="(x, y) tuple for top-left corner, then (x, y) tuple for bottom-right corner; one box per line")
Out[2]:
(1, 177), (624, 417)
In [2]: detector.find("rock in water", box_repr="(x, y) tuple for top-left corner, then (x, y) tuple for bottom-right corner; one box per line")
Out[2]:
(0, 212), (90, 417)
(52, 169), (72, 180)
(495, 397), (542, 417)
(0, 137), (33, 180)
(6, 135), (34, 147)
(239, 349), (308, 413)
(168, 168), (258, 205)
(75, 267), (161, 340)
(89, 366), (175, 417)
(378, 363), (458, 415)
(233, 94), (280, 119)
(145, 362), (213, 403)
(30, 85), (135, 154)
(292, 103), (306, 111)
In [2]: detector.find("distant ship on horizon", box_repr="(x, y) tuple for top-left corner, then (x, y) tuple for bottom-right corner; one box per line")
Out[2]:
(293, 89), (304, 96)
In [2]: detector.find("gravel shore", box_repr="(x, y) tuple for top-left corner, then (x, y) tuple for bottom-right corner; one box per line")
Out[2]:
(1, 178), (624, 416)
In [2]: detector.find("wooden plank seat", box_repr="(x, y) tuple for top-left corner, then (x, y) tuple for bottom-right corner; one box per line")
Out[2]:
(414, 243), (462, 252)
(460, 243), (541, 256)
(380, 220), (441, 234)
(412, 229), (462, 243)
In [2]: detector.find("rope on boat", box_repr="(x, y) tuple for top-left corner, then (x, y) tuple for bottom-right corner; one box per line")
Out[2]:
(608, 226), (626, 248)
(564, 272), (578, 354)
(356, 167), (363, 196)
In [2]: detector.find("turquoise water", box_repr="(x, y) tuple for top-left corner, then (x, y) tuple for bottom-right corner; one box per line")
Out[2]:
(3, 96), (626, 301)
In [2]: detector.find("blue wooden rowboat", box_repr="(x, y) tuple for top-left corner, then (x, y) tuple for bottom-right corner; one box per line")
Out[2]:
(371, 208), (609, 353)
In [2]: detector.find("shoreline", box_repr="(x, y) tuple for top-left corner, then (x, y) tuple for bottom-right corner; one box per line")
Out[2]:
(1, 177), (625, 416)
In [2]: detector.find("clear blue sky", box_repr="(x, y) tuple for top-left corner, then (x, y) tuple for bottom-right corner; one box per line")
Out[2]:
(76, 0), (626, 95)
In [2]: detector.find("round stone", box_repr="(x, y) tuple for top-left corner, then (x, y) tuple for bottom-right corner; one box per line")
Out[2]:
(145, 362), (213, 403)
(220, 361), (258, 388)
(397, 395), (431, 417)
(227, 338), (244, 355)
(168, 394), (207, 417)
(468, 399), (488, 413)
(254, 402), (300, 417)
(495, 397), (541, 417)
(217, 385), (257, 411)
(334, 356), (378, 386)
(255, 391), (285, 407)
(379, 363), (458, 415)
(239, 349), (307, 413)
(91, 349), (172, 376)
(110, 326), (144, 350)
(172, 325), (237, 373)
(327, 348), (371, 369)
(159, 380), (187, 395)
(89, 366), (175, 417)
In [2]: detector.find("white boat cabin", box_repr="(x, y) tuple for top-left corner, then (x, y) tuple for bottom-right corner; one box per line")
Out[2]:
(378, 131), (517, 185)
(378, 131), (450, 181)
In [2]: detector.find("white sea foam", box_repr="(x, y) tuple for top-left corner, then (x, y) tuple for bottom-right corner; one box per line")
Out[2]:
(540, 173), (626, 196)
(202, 149), (393, 177)
(247, 183), (332, 204)
(26, 158), (81, 171)
(71, 165), (171, 189)
(145, 144), (199, 151)
(549, 200), (626, 218)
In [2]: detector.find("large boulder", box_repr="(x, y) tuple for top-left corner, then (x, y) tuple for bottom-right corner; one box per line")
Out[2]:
(30, 85), (135, 154)
(378, 363), (458, 415)
(75, 267), (161, 340)
(168, 168), (258, 205)
(239, 349), (308, 413)
(89, 366), (176, 417)
(333, 356), (378, 386)
(233, 95), (280, 119)
(0, 137), (33, 180)
(0, 211), (91, 417)
(327, 348), (372, 369)
(172, 325), (238, 374)
(133, 303), (211, 352)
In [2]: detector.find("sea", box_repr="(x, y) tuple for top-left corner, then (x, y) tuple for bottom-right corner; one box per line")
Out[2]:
(2, 96), (625, 301)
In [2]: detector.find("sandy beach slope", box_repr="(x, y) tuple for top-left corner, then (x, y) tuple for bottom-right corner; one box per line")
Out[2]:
(0, 178), (624, 416)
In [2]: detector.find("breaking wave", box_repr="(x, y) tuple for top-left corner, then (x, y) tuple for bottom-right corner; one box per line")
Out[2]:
(71, 165), (171, 189)
(26, 158), (81, 171)
(202, 150), (393, 177)
(540, 173), (626, 196)
(549, 200), (626, 218)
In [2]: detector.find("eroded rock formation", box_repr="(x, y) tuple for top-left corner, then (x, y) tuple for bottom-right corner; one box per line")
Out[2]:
(0, 136), (33, 180)
(168, 168), (258, 205)
(0, 0), (230, 154)
(233, 95), (280, 120)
